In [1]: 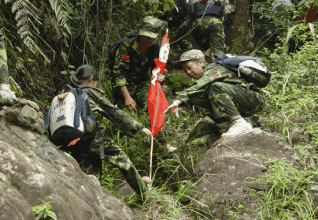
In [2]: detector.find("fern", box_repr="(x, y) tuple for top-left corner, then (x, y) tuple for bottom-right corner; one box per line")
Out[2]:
(48, 0), (73, 35)
(4, 0), (50, 62)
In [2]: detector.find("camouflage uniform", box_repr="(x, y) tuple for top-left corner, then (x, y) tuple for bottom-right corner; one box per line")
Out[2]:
(111, 16), (166, 110)
(71, 86), (147, 195)
(177, 50), (265, 123)
(0, 29), (9, 84)
(174, 0), (226, 57)
(0, 28), (16, 99)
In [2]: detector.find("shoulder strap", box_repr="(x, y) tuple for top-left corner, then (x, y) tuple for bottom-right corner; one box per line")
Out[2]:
(44, 108), (50, 129)
(109, 30), (138, 54)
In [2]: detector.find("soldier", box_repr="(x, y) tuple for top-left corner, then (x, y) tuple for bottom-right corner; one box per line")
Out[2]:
(69, 65), (152, 198)
(164, 50), (265, 136)
(174, 0), (226, 58)
(111, 16), (166, 111)
(0, 27), (16, 99)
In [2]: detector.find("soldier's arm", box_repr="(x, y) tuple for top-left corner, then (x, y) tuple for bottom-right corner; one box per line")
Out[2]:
(177, 70), (227, 102)
(113, 42), (136, 109)
(88, 88), (144, 135)
(112, 42), (130, 89)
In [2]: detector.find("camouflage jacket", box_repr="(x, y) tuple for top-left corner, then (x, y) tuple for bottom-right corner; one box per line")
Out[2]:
(0, 29), (9, 84)
(112, 36), (160, 91)
(81, 87), (144, 135)
(177, 63), (249, 103)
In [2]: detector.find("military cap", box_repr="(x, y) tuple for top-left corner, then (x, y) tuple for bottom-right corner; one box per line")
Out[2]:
(176, 49), (205, 63)
(139, 16), (165, 38)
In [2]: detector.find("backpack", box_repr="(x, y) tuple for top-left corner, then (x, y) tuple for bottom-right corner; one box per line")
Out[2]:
(188, 0), (224, 20)
(108, 30), (138, 71)
(44, 84), (104, 159)
(212, 54), (271, 89)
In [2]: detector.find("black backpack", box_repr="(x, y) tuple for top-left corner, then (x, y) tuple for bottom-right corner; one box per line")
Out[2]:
(188, 0), (224, 20)
(212, 54), (271, 89)
(44, 84), (104, 159)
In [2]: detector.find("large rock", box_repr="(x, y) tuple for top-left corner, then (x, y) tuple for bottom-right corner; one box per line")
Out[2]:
(0, 99), (136, 220)
(191, 128), (298, 219)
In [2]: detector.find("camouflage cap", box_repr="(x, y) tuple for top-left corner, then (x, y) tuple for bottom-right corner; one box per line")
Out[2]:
(139, 16), (165, 38)
(176, 49), (205, 63)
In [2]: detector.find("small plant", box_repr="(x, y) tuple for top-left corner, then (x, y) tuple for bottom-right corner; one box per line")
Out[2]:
(246, 158), (318, 219)
(11, 180), (19, 189)
(31, 199), (57, 220)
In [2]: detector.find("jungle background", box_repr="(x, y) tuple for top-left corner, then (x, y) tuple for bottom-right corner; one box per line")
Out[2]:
(1, 0), (318, 219)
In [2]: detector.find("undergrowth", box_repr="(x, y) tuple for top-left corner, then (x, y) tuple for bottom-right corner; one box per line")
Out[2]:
(2, 0), (318, 219)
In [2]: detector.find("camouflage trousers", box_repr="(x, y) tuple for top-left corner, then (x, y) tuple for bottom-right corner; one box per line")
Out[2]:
(72, 135), (147, 196)
(0, 35), (9, 84)
(175, 16), (225, 57)
(113, 81), (150, 111)
(189, 82), (265, 123)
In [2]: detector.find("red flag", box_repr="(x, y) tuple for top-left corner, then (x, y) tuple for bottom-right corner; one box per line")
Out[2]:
(148, 29), (170, 137)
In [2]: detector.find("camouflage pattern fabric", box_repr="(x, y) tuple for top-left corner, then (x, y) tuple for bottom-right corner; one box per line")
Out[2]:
(113, 81), (150, 110)
(73, 135), (147, 196)
(69, 86), (147, 195)
(175, 15), (225, 57)
(0, 28), (9, 84)
(110, 16), (166, 110)
(82, 87), (144, 135)
(111, 36), (160, 108)
(139, 16), (166, 38)
(178, 63), (265, 122)
(176, 49), (205, 63)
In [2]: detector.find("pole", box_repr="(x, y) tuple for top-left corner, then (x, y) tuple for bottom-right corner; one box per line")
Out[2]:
(149, 135), (154, 181)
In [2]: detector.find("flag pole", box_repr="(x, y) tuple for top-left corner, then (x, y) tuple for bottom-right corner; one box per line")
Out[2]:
(149, 135), (154, 181)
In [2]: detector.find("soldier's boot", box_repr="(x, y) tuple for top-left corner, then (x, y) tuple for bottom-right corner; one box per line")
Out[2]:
(0, 84), (17, 100)
(221, 118), (253, 137)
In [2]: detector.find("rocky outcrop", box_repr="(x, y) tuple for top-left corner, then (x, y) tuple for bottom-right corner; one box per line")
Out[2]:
(190, 128), (298, 219)
(0, 99), (136, 220)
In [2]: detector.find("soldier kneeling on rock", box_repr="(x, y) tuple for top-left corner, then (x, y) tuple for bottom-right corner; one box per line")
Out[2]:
(163, 49), (265, 137)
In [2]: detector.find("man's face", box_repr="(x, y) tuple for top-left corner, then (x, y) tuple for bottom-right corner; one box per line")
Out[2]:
(181, 60), (205, 79)
(139, 35), (158, 48)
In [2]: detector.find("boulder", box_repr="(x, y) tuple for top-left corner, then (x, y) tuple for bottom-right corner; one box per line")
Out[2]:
(0, 99), (136, 220)
(191, 128), (298, 219)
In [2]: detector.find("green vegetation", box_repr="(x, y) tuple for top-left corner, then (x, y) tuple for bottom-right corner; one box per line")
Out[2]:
(31, 199), (57, 220)
(1, 0), (318, 219)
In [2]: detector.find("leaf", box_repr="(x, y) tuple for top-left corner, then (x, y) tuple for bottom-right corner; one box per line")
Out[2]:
(165, 0), (178, 12)
(163, 2), (170, 12)
(285, 24), (299, 45)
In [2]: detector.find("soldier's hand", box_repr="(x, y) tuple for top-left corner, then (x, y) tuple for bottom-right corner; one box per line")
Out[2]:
(157, 74), (165, 83)
(141, 128), (153, 139)
(163, 100), (182, 118)
(125, 96), (137, 112)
